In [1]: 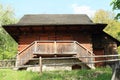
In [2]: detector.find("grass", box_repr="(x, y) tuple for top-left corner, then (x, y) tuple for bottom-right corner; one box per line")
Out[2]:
(0, 67), (112, 80)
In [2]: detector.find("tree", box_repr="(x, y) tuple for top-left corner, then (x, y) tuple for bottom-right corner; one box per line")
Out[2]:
(111, 0), (120, 19)
(92, 9), (118, 34)
(0, 4), (18, 59)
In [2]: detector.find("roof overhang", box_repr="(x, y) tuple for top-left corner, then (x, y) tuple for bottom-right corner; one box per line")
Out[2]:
(2, 23), (107, 43)
(103, 32), (120, 46)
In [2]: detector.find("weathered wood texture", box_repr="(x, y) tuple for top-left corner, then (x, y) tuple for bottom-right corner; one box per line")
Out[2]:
(111, 61), (120, 80)
(17, 41), (95, 69)
(0, 60), (15, 68)
(18, 27), (92, 52)
(94, 49), (105, 67)
(17, 26), (119, 67)
(92, 33), (118, 66)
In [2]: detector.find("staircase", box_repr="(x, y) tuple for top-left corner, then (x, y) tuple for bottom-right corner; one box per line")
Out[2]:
(16, 41), (95, 69)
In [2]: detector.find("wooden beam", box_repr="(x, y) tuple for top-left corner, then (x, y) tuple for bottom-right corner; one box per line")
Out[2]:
(42, 26), (45, 33)
(17, 27), (22, 33)
(29, 27), (34, 33)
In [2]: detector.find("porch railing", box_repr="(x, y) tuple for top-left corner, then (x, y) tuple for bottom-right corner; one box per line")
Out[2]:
(75, 42), (95, 69)
(16, 41), (95, 69)
(34, 41), (78, 54)
(16, 42), (36, 67)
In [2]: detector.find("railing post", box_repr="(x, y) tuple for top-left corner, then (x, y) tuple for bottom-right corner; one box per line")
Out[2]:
(90, 52), (94, 69)
(54, 41), (57, 54)
(34, 41), (37, 52)
(74, 41), (76, 52)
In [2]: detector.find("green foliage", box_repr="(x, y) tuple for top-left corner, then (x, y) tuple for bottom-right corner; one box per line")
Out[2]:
(111, 0), (120, 9)
(0, 67), (112, 80)
(0, 69), (40, 80)
(111, 0), (120, 19)
(92, 9), (115, 23)
(0, 4), (18, 60)
(92, 9), (120, 53)
(92, 9), (120, 41)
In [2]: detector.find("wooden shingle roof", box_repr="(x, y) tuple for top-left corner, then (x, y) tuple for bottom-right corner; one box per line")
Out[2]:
(17, 14), (93, 25)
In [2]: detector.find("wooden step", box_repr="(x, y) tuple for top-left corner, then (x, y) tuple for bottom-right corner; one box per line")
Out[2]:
(33, 53), (77, 57)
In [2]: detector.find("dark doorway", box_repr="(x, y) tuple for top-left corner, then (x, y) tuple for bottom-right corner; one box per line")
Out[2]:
(72, 64), (82, 70)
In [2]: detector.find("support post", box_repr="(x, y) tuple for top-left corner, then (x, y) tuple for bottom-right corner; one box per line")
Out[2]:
(34, 41), (37, 52)
(39, 57), (42, 73)
(111, 61), (120, 80)
(73, 41), (76, 52)
(15, 54), (19, 67)
(54, 41), (57, 54)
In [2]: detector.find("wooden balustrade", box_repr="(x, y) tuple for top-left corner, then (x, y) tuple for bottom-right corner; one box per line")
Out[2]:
(16, 42), (36, 66)
(75, 42), (95, 69)
(16, 40), (95, 69)
(35, 41), (77, 54)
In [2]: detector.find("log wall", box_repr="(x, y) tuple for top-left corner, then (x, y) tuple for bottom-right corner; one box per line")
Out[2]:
(18, 32), (92, 52)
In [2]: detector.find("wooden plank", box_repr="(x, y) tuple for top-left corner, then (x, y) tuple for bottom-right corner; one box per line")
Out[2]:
(33, 53), (76, 57)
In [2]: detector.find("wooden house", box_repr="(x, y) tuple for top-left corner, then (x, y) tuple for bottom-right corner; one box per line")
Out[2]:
(3, 14), (120, 71)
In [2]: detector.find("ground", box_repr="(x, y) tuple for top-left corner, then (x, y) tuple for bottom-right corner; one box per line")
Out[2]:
(0, 67), (112, 80)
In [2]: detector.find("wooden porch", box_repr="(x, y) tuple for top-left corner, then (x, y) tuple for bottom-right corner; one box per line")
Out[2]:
(16, 41), (95, 69)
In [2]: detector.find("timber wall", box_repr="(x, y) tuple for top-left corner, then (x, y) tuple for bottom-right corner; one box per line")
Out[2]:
(18, 32), (92, 52)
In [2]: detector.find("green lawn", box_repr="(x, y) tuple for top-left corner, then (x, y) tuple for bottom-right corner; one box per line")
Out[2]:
(0, 67), (112, 80)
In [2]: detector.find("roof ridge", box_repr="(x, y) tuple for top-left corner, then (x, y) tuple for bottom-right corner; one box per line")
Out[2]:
(24, 14), (88, 16)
